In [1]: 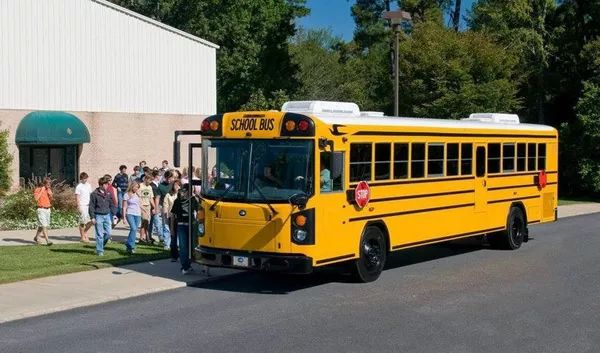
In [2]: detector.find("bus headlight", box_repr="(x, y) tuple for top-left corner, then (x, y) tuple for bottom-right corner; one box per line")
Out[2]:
(197, 223), (205, 237)
(293, 229), (307, 243)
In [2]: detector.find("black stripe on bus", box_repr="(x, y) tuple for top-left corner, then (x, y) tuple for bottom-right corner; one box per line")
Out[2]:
(487, 195), (540, 204)
(349, 202), (475, 222)
(529, 220), (541, 224)
(488, 184), (535, 191)
(370, 189), (474, 203)
(349, 176), (475, 188)
(487, 171), (558, 179)
(391, 227), (505, 250)
(316, 254), (355, 265)
(547, 182), (558, 186)
(353, 131), (557, 139)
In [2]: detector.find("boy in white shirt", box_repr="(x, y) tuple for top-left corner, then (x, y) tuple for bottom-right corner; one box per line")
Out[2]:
(75, 172), (93, 242)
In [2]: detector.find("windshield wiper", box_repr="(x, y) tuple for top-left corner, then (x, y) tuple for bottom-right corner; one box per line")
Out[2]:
(250, 178), (279, 218)
(209, 184), (235, 211)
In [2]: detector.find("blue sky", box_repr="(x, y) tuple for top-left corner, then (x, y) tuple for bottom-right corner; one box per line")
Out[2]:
(298, 0), (477, 41)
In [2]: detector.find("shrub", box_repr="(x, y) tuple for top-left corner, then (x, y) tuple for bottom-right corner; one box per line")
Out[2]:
(51, 182), (78, 212)
(0, 188), (36, 220)
(0, 124), (12, 196)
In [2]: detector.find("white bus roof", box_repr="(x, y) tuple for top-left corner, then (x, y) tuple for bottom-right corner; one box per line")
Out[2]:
(281, 101), (556, 133)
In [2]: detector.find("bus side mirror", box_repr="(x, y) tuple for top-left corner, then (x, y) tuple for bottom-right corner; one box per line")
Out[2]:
(289, 193), (308, 210)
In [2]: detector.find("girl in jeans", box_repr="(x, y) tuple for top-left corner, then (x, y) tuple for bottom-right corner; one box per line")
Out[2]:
(122, 181), (142, 255)
(163, 180), (181, 262)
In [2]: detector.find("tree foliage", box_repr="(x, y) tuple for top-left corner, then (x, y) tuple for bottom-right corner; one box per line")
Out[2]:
(396, 22), (520, 119)
(0, 123), (12, 196)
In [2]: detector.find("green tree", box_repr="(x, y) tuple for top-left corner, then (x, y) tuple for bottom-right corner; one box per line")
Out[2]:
(396, 21), (520, 119)
(560, 81), (600, 195)
(398, 0), (451, 23)
(351, 0), (391, 51)
(0, 123), (12, 195)
(469, 0), (556, 124)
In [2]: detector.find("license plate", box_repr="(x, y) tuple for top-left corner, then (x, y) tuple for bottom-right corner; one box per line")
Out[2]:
(232, 256), (249, 267)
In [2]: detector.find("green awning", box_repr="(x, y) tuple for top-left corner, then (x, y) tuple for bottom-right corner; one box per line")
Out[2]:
(15, 111), (90, 145)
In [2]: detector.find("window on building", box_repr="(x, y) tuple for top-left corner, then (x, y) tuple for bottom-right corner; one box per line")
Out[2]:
(517, 143), (526, 172)
(527, 143), (537, 171)
(428, 144), (444, 177)
(350, 143), (372, 182)
(374, 143), (391, 180)
(538, 143), (547, 170)
(411, 143), (425, 178)
(488, 143), (501, 174)
(461, 143), (473, 175)
(393, 143), (409, 179)
(447, 143), (459, 176)
(19, 145), (78, 186)
(503, 144), (516, 172)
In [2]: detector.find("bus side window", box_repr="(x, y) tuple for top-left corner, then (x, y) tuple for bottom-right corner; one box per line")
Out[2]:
(476, 147), (486, 177)
(350, 143), (372, 182)
(320, 151), (344, 192)
(447, 143), (459, 176)
(538, 143), (546, 170)
(411, 143), (425, 178)
(527, 143), (537, 171)
(488, 143), (501, 174)
(503, 143), (515, 173)
(461, 143), (473, 175)
(517, 143), (526, 171)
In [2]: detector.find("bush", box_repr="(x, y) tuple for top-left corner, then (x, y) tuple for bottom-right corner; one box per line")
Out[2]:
(51, 182), (78, 212)
(0, 188), (36, 220)
(0, 124), (12, 196)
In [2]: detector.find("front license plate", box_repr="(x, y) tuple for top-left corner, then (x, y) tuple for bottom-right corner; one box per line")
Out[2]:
(232, 256), (249, 267)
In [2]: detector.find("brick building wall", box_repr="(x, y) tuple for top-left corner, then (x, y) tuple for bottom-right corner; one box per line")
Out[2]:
(0, 109), (205, 190)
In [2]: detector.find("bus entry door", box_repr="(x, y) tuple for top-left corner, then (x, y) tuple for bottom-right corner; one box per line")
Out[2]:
(474, 144), (487, 213)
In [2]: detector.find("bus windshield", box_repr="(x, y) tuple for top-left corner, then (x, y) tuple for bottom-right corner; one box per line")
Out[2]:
(202, 139), (314, 202)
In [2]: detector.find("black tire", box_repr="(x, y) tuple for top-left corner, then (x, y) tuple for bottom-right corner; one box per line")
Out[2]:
(489, 207), (526, 250)
(352, 226), (387, 283)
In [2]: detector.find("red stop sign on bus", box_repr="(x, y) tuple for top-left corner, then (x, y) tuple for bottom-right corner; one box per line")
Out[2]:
(354, 181), (371, 208)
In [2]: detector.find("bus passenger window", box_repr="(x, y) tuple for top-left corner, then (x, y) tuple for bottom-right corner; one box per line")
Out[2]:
(517, 143), (526, 172)
(538, 144), (546, 170)
(350, 144), (372, 182)
(375, 143), (391, 180)
(428, 144), (444, 177)
(476, 147), (486, 177)
(461, 143), (473, 175)
(527, 143), (537, 171)
(447, 143), (459, 176)
(320, 152), (343, 192)
(393, 143), (408, 179)
(411, 143), (425, 178)
(503, 144), (515, 173)
(488, 143), (501, 174)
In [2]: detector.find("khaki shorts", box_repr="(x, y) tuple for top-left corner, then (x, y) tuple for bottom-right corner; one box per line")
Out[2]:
(78, 205), (91, 224)
(37, 208), (51, 228)
(141, 205), (151, 221)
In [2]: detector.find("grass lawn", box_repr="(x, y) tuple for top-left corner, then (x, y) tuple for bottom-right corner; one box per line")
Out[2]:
(558, 197), (600, 206)
(0, 242), (169, 284)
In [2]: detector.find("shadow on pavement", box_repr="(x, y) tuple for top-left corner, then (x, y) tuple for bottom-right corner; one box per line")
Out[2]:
(1, 238), (36, 245)
(191, 237), (488, 295)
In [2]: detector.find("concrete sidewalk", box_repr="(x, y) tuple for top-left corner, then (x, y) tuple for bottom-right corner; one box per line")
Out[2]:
(0, 259), (242, 324)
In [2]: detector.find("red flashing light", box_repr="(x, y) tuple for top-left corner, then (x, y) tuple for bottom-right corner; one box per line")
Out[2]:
(538, 170), (547, 189)
(298, 120), (309, 132)
(201, 120), (210, 132)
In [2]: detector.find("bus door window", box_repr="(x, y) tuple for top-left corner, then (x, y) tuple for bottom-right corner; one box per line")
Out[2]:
(476, 147), (486, 178)
(320, 151), (344, 193)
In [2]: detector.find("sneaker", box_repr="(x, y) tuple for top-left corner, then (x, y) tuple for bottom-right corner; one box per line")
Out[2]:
(170, 258), (178, 263)
(97, 252), (104, 256)
(46, 241), (53, 246)
(163, 245), (170, 251)
(181, 267), (194, 275)
(127, 248), (135, 255)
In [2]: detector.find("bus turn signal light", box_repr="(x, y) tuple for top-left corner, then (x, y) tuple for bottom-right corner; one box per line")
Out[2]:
(210, 120), (219, 131)
(285, 120), (296, 132)
(294, 214), (307, 227)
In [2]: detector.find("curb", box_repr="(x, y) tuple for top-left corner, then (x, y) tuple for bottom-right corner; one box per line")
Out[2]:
(0, 270), (245, 325)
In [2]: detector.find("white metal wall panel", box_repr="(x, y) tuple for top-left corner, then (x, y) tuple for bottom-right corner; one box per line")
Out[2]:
(0, 0), (217, 115)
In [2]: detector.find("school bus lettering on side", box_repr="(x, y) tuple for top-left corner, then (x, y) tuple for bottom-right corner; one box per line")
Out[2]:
(183, 101), (558, 283)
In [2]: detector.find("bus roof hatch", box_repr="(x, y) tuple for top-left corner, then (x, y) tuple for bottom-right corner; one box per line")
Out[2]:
(463, 113), (520, 124)
(282, 101), (361, 117)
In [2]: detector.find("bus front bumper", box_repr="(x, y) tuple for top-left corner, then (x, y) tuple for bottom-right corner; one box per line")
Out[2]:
(195, 246), (313, 274)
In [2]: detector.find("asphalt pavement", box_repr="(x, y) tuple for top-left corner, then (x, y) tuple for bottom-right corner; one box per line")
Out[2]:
(1, 214), (599, 353)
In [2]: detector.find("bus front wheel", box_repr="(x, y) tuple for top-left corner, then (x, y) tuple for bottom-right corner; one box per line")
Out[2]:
(489, 207), (526, 250)
(352, 226), (387, 283)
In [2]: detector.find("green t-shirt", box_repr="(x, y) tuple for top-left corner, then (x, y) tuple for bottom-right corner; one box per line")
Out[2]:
(158, 182), (171, 206)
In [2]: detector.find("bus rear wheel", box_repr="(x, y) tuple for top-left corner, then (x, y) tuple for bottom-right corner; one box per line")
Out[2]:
(352, 226), (387, 283)
(489, 207), (526, 250)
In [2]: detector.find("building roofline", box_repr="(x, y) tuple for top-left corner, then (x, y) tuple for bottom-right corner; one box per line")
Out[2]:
(92, 0), (220, 49)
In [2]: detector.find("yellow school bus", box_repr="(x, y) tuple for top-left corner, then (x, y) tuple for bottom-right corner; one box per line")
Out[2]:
(193, 101), (558, 282)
